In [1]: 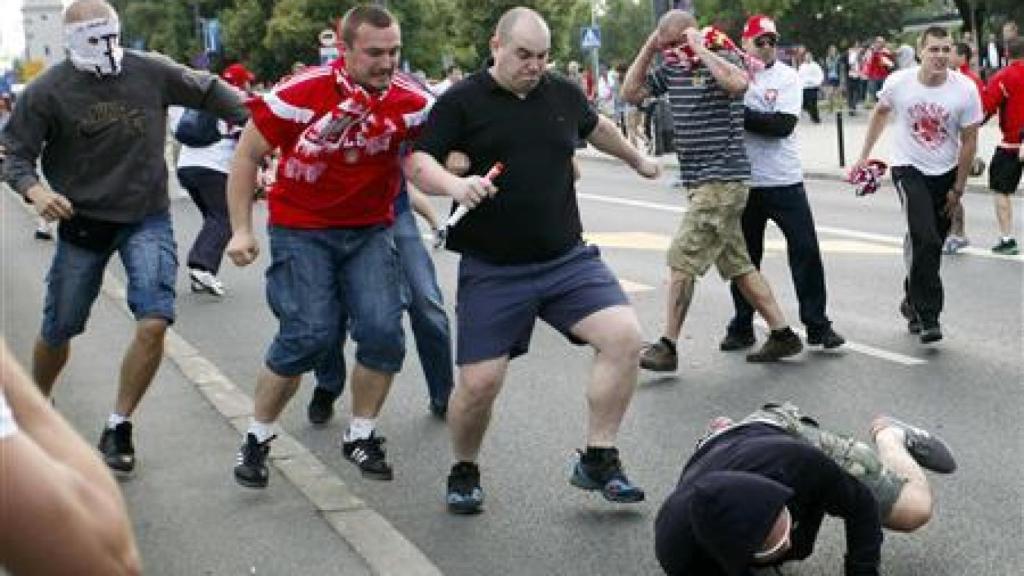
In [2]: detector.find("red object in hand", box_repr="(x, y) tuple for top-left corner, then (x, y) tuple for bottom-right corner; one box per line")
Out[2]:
(483, 162), (505, 183)
(848, 159), (888, 197)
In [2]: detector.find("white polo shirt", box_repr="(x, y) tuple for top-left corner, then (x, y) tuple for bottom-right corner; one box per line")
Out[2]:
(744, 61), (804, 187)
(878, 68), (984, 176)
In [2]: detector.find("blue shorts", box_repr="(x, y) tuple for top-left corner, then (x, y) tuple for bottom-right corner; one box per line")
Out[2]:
(456, 243), (629, 364)
(263, 224), (405, 377)
(41, 211), (177, 346)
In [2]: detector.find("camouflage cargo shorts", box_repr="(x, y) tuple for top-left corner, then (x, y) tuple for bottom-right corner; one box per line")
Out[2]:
(742, 402), (907, 519)
(667, 181), (756, 280)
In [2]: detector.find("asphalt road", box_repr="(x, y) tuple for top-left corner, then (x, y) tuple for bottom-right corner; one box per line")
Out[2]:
(3, 158), (1022, 575)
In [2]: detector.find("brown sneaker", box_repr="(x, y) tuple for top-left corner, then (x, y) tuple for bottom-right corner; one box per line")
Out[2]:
(639, 338), (677, 372)
(746, 328), (802, 363)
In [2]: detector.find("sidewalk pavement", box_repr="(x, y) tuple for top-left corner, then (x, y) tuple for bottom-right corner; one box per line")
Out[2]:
(581, 111), (1005, 194)
(1, 189), (439, 576)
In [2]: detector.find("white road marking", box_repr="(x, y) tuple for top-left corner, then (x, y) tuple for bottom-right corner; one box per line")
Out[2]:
(578, 192), (1023, 262)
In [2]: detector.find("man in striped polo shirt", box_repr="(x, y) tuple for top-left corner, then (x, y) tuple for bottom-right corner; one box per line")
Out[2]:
(622, 9), (801, 370)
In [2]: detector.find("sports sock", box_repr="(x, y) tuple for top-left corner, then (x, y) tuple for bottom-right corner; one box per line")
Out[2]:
(106, 413), (129, 429)
(344, 417), (376, 442)
(247, 420), (275, 443)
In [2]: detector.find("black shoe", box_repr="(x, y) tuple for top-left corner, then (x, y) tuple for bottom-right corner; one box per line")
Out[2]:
(569, 447), (645, 503)
(98, 422), (136, 474)
(307, 388), (338, 425)
(343, 432), (393, 480)
(746, 328), (803, 362)
(640, 338), (677, 372)
(919, 322), (943, 344)
(234, 433), (274, 488)
(428, 400), (448, 419)
(900, 299), (922, 334)
(446, 461), (484, 514)
(719, 331), (756, 351)
(807, 326), (845, 349)
(877, 417), (957, 473)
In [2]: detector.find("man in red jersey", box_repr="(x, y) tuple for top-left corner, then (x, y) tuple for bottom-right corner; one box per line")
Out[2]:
(225, 4), (434, 488)
(982, 37), (1024, 255)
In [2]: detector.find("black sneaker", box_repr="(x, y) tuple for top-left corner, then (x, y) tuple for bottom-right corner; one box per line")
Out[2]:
(98, 422), (136, 474)
(992, 238), (1019, 255)
(569, 447), (645, 503)
(746, 328), (803, 362)
(807, 326), (845, 349)
(234, 433), (274, 488)
(876, 417), (957, 474)
(919, 321), (943, 344)
(342, 432), (393, 480)
(446, 461), (484, 514)
(900, 299), (922, 334)
(640, 338), (677, 372)
(719, 331), (756, 351)
(428, 400), (448, 419)
(307, 387), (338, 425)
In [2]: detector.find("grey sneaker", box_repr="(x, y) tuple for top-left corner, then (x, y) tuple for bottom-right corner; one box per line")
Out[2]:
(640, 338), (677, 372)
(875, 417), (956, 474)
(746, 328), (803, 362)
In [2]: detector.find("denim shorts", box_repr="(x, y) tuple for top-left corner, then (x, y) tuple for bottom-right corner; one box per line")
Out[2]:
(263, 224), (405, 377)
(41, 211), (177, 346)
(456, 243), (629, 364)
(668, 181), (755, 280)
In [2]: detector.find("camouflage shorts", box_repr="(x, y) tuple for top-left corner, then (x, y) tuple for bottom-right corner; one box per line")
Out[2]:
(742, 402), (907, 519)
(667, 181), (755, 280)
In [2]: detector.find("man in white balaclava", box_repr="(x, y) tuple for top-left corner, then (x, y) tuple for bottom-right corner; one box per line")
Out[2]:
(0, 0), (249, 476)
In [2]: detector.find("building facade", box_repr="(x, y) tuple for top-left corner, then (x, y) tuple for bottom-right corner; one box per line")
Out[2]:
(22, 0), (64, 68)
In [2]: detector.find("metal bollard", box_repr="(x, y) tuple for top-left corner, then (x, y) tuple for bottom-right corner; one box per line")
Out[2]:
(836, 111), (845, 168)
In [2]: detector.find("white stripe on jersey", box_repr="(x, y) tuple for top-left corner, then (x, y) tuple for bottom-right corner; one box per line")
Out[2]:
(263, 92), (316, 124)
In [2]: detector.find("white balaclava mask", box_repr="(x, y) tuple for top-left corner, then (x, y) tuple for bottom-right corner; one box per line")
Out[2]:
(65, 16), (124, 77)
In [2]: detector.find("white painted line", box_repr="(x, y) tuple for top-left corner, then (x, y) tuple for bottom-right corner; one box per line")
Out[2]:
(754, 320), (926, 366)
(577, 192), (1023, 263)
(577, 192), (687, 214)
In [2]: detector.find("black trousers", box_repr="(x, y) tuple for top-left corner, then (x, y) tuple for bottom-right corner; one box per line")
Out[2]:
(728, 182), (831, 336)
(891, 166), (957, 325)
(802, 88), (821, 123)
(176, 166), (230, 275)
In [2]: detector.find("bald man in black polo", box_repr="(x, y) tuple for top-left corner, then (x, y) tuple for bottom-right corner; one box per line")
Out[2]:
(406, 7), (660, 514)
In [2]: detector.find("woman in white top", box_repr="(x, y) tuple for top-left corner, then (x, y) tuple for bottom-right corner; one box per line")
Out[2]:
(798, 51), (825, 123)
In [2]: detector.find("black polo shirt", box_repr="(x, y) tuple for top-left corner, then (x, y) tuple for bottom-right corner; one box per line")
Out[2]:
(414, 69), (598, 264)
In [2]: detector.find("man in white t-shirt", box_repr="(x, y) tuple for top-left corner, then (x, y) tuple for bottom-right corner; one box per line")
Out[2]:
(853, 26), (982, 343)
(720, 15), (845, 353)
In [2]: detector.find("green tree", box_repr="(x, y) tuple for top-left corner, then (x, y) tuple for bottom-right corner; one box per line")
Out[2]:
(448, 0), (590, 68)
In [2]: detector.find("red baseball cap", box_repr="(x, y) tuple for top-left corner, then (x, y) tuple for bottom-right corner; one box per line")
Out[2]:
(221, 63), (255, 88)
(742, 15), (778, 41)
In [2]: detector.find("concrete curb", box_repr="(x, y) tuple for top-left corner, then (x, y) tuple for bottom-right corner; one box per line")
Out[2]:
(12, 190), (443, 576)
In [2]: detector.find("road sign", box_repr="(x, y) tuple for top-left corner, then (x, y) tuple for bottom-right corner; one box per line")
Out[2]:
(203, 18), (221, 53)
(581, 26), (601, 50)
(319, 29), (337, 47)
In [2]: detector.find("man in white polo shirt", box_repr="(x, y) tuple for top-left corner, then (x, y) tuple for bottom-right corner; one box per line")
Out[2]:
(719, 15), (845, 353)
(853, 26), (982, 343)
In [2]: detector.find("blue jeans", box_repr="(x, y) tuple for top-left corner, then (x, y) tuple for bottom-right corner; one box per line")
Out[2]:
(263, 225), (405, 377)
(313, 208), (454, 407)
(727, 183), (831, 337)
(42, 211), (177, 346)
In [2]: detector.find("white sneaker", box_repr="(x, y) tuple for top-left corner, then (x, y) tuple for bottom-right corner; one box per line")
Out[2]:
(189, 269), (226, 296)
(942, 235), (969, 255)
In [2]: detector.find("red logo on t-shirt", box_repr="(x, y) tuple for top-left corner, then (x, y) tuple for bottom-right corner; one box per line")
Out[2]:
(908, 102), (950, 150)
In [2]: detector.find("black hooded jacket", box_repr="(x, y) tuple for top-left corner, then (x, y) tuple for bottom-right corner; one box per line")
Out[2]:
(654, 423), (883, 576)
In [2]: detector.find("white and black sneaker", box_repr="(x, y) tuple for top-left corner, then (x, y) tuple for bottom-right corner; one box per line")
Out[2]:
(342, 432), (393, 480)
(234, 433), (275, 488)
(189, 268), (226, 297)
